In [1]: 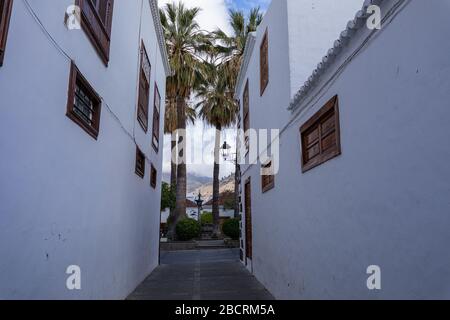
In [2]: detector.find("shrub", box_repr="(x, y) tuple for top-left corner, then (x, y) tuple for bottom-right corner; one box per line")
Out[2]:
(222, 218), (240, 240)
(201, 212), (213, 225)
(176, 219), (201, 241)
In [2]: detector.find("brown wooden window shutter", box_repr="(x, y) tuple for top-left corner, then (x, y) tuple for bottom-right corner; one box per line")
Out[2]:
(261, 161), (275, 193)
(243, 80), (250, 152)
(0, 0), (13, 66)
(76, 0), (114, 66)
(300, 95), (341, 172)
(135, 147), (145, 178)
(260, 29), (269, 96)
(137, 42), (151, 132)
(66, 61), (102, 140)
(150, 164), (157, 189)
(152, 84), (161, 153)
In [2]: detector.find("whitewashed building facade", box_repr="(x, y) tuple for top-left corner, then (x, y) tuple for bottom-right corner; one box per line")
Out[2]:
(236, 0), (450, 299)
(0, 0), (170, 299)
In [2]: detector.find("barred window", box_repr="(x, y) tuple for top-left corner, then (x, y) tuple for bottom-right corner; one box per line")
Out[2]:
(152, 84), (161, 152)
(66, 62), (102, 140)
(135, 147), (145, 178)
(137, 42), (151, 132)
(150, 164), (157, 189)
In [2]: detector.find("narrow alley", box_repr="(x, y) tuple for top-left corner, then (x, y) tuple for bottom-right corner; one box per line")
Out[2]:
(127, 249), (274, 300)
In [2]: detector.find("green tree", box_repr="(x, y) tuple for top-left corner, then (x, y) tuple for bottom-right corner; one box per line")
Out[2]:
(214, 8), (263, 89)
(161, 182), (176, 211)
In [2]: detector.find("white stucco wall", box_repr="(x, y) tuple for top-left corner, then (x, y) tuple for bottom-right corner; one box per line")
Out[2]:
(0, 0), (167, 299)
(236, 0), (366, 275)
(242, 0), (450, 299)
(286, 0), (363, 96)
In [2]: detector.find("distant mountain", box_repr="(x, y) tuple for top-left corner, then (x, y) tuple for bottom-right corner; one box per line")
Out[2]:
(162, 172), (235, 201)
(162, 172), (212, 193)
(191, 174), (235, 201)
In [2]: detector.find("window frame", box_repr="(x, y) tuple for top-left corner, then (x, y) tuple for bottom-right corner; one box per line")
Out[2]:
(261, 160), (275, 193)
(66, 61), (102, 140)
(152, 83), (161, 153)
(135, 147), (145, 178)
(76, 0), (114, 66)
(150, 164), (157, 189)
(260, 28), (269, 96)
(243, 80), (250, 153)
(0, 0), (13, 67)
(137, 42), (151, 133)
(300, 95), (341, 173)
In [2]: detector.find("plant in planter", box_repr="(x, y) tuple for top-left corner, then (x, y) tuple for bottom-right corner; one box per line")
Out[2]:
(222, 218), (239, 240)
(200, 212), (213, 225)
(176, 218), (201, 241)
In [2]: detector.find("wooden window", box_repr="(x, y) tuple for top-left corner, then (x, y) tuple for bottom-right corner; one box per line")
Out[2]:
(137, 42), (151, 132)
(76, 0), (114, 65)
(261, 161), (275, 193)
(243, 80), (250, 152)
(260, 29), (269, 96)
(135, 147), (145, 178)
(66, 62), (102, 140)
(152, 84), (161, 152)
(150, 164), (157, 189)
(244, 178), (252, 261)
(0, 0), (13, 66)
(300, 95), (341, 172)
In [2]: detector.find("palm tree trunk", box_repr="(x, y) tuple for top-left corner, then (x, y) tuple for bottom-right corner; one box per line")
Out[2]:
(234, 162), (240, 218)
(167, 132), (177, 240)
(173, 96), (187, 239)
(212, 125), (221, 237)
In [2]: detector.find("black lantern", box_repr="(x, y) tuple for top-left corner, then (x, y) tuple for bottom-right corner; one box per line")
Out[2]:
(195, 192), (203, 222)
(221, 141), (232, 160)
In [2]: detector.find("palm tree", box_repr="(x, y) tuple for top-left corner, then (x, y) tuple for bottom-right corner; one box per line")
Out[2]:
(214, 8), (263, 89)
(196, 60), (238, 236)
(210, 8), (263, 220)
(160, 2), (206, 239)
(164, 77), (196, 232)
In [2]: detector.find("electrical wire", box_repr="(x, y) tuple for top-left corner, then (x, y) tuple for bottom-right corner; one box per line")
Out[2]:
(22, 0), (155, 165)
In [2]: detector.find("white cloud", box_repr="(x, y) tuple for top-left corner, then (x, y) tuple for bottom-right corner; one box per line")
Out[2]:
(162, 121), (237, 179)
(159, 0), (231, 34)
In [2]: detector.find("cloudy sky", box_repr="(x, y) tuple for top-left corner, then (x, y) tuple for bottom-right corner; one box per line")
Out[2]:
(159, 0), (270, 179)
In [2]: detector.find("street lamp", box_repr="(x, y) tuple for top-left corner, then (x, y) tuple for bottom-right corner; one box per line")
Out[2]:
(195, 192), (203, 223)
(221, 141), (240, 219)
(221, 141), (232, 161)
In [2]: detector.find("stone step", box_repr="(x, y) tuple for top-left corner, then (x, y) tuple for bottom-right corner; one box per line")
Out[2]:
(195, 240), (226, 248)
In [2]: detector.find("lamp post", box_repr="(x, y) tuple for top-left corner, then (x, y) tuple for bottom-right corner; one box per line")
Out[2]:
(221, 141), (240, 218)
(195, 192), (203, 223)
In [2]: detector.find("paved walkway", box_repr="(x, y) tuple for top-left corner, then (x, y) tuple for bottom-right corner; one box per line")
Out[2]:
(127, 249), (274, 300)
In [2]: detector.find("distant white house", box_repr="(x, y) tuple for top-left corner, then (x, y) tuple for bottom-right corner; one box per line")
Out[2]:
(0, 0), (170, 299)
(160, 192), (235, 227)
(236, 0), (450, 299)
(161, 199), (199, 225)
